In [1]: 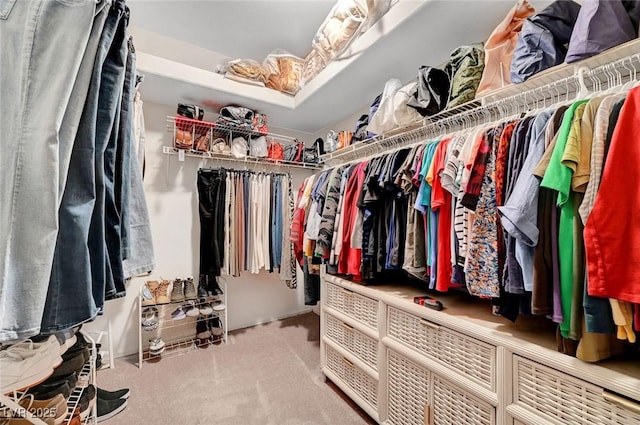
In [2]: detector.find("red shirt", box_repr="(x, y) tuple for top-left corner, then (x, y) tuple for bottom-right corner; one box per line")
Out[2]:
(584, 86), (640, 303)
(431, 138), (453, 291)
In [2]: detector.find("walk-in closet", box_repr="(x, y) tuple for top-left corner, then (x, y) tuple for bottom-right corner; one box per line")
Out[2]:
(2, 1), (640, 424)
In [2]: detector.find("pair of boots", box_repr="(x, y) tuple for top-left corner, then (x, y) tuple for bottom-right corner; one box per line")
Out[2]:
(170, 277), (197, 302)
(198, 275), (224, 297)
(142, 280), (171, 306)
(196, 315), (223, 345)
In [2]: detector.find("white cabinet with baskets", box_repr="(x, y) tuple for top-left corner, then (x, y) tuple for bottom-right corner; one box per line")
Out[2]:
(320, 270), (640, 425)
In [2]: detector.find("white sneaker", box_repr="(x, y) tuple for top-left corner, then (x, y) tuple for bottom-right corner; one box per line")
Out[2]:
(0, 345), (55, 394)
(7, 336), (63, 369)
(149, 338), (165, 351)
(212, 301), (226, 312)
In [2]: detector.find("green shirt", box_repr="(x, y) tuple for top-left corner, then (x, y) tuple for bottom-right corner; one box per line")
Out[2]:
(540, 99), (589, 339)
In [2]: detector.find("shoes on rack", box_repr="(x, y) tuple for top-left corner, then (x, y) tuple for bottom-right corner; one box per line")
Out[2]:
(183, 276), (197, 300)
(16, 393), (68, 424)
(171, 306), (186, 321)
(141, 307), (159, 331)
(198, 302), (213, 316)
(209, 278), (224, 296)
(50, 349), (87, 380)
(154, 280), (171, 304)
(97, 387), (130, 401)
(28, 371), (77, 400)
(184, 300), (200, 317)
(209, 316), (224, 344)
(170, 278), (184, 303)
(212, 300), (226, 312)
(1, 336), (62, 394)
(149, 338), (165, 352)
(97, 396), (127, 423)
(141, 280), (159, 306)
(77, 384), (97, 421)
(196, 316), (211, 345)
(197, 276), (209, 298)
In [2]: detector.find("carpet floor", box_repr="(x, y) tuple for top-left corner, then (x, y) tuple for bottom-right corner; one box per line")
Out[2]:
(97, 312), (376, 425)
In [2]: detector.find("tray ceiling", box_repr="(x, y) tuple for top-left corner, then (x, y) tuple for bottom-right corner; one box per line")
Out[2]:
(128, 0), (553, 134)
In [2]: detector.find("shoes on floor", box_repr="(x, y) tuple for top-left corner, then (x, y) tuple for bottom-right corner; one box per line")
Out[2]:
(170, 278), (184, 303)
(97, 396), (127, 423)
(183, 276), (197, 300)
(97, 387), (130, 401)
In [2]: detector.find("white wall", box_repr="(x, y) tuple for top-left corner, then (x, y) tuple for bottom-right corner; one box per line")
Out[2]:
(84, 102), (313, 358)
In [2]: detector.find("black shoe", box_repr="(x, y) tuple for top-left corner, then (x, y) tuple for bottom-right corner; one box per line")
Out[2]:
(79, 384), (97, 420)
(30, 382), (72, 400)
(208, 316), (223, 344)
(196, 316), (211, 345)
(97, 397), (127, 422)
(208, 280), (223, 296)
(197, 284), (209, 298)
(97, 387), (130, 401)
(51, 350), (86, 379)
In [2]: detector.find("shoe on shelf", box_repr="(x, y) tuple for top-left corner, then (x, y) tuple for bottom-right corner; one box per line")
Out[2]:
(1, 338), (61, 394)
(209, 278), (224, 296)
(50, 349), (86, 380)
(97, 396), (127, 423)
(198, 302), (213, 316)
(197, 276), (209, 298)
(149, 338), (165, 352)
(183, 276), (197, 300)
(154, 280), (171, 304)
(209, 316), (224, 345)
(17, 393), (68, 424)
(28, 371), (77, 399)
(170, 278), (184, 303)
(141, 280), (159, 306)
(77, 384), (97, 421)
(171, 307), (186, 321)
(141, 307), (159, 331)
(196, 316), (211, 344)
(212, 300), (226, 312)
(184, 300), (200, 317)
(97, 387), (130, 401)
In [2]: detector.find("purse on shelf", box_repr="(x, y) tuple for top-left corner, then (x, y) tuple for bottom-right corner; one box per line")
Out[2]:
(284, 139), (304, 162)
(174, 128), (193, 150)
(231, 136), (248, 158)
(249, 135), (268, 157)
(194, 131), (211, 152)
(217, 106), (255, 129)
(267, 139), (284, 160)
(252, 113), (269, 134)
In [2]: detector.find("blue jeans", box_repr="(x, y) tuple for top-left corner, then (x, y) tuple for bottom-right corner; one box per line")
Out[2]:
(0, 0), (97, 342)
(41, 0), (114, 333)
(89, 0), (129, 309)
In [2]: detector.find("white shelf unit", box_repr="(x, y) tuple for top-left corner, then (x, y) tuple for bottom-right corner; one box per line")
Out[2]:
(137, 280), (228, 368)
(320, 271), (640, 425)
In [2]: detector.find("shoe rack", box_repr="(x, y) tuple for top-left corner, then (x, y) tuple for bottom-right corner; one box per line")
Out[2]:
(137, 279), (228, 368)
(1, 333), (98, 425)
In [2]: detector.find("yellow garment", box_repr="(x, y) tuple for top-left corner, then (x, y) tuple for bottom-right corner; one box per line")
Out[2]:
(610, 299), (636, 343)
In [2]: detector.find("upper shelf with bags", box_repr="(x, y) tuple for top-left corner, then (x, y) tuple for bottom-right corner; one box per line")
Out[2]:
(165, 104), (324, 170)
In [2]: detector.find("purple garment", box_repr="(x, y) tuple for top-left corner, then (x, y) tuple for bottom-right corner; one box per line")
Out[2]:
(566, 0), (638, 63)
(550, 202), (563, 324)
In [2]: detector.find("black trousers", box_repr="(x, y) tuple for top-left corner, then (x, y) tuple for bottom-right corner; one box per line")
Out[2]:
(197, 169), (226, 288)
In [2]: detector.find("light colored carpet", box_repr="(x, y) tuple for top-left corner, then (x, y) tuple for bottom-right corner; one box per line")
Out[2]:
(97, 313), (376, 425)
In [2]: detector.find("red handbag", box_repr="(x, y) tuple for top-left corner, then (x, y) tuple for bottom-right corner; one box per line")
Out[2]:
(267, 139), (284, 160)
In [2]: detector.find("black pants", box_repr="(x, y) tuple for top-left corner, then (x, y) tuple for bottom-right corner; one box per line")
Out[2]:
(197, 169), (226, 288)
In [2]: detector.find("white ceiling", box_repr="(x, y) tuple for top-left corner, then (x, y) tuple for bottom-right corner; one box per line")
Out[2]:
(128, 0), (553, 135)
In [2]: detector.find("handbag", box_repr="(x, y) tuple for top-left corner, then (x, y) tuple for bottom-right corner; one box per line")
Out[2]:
(217, 106), (254, 129)
(406, 66), (451, 117)
(231, 136), (248, 158)
(194, 131), (211, 152)
(284, 139), (304, 162)
(252, 113), (269, 134)
(249, 135), (268, 157)
(267, 139), (284, 160)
